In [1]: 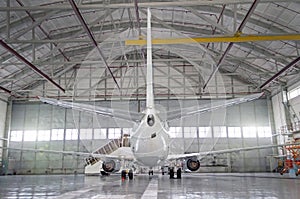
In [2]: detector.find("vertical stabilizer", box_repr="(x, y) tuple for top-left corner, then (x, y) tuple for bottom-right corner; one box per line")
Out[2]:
(146, 8), (154, 109)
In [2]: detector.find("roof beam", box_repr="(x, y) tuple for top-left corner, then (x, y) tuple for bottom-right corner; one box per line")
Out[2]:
(260, 56), (300, 89)
(15, 0), (70, 62)
(0, 86), (13, 95)
(0, 40), (65, 92)
(133, 0), (141, 36)
(68, 0), (120, 90)
(0, 0), (295, 11)
(202, 0), (260, 91)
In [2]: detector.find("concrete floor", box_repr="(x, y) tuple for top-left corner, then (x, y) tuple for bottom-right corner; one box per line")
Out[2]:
(0, 173), (299, 198)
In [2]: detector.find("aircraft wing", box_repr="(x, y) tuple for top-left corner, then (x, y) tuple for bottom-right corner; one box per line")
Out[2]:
(166, 92), (264, 121)
(38, 96), (143, 123)
(0, 146), (135, 161)
(167, 143), (298, 160)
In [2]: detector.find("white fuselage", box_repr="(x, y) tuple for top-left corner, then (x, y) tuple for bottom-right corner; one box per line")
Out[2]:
(130, 108), (170, 168)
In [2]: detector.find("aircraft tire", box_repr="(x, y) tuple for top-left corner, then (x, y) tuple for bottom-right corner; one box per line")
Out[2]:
(169, 168), (174, 179)
(177, 168), (182, 179)
(121, 170), (126, 180)
(128, 170), (134, 180)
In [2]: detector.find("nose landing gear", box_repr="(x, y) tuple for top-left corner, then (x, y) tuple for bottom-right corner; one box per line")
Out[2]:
(148, 170), (154, 175)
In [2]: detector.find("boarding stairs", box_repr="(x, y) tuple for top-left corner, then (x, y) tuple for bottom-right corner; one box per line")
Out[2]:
(84, 135), (131, 166)
(84, 139), (122, 166)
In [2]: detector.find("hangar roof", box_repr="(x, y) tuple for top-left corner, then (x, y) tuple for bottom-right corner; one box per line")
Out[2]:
(0, 0), (299, 101)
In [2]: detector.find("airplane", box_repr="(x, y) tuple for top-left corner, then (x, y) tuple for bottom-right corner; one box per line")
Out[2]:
(1, 8), (294, 178)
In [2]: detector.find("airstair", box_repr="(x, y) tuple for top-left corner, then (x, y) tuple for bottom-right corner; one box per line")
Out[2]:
(84, 135), (130, 175)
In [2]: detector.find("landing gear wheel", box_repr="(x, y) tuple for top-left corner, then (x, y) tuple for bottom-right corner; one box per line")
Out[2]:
(128, 169), (134, 180)
(177, 168), (182, 179)
(169, 168), (174, 179)
(121, 170), (126, 180)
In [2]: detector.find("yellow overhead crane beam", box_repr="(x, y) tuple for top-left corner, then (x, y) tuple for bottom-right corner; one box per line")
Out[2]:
(125, 34), (300, 46)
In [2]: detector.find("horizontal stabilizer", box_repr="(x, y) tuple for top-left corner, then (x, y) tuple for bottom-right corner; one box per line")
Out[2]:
(166, 92), (264, 121)
(38, 96), (143, 122)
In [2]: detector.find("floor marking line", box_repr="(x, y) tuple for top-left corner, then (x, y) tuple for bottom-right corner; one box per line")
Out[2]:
(141, 178), (158, 199)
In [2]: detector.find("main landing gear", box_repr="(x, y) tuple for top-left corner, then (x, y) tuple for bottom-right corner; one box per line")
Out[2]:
(169, 167), (182, 179)
(121, 169), (134, 180)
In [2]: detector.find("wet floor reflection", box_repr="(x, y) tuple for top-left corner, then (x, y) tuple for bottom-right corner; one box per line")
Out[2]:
(0, 173), (299, 199)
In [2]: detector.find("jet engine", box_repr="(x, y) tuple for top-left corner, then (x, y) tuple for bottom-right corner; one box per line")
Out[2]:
(102, 160), (117, 173)
(186, 159), (200, 171)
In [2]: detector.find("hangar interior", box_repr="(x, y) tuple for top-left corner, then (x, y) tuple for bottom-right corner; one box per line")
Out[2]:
(0, 0), (300, 176)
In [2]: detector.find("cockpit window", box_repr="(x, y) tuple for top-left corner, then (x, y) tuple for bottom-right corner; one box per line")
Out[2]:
(147, 114), (155, 126)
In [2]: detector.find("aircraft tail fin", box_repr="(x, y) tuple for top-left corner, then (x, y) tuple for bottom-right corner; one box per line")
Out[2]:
(146, 8), (154, 109)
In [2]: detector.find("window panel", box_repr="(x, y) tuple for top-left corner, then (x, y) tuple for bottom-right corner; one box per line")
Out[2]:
(94, 128), (107, 139)
(38, 130), (51, 141)
(65, 129), (78, 140)
(198, 127), (212, 138)
(213, 126), (227, 138)
(228, 127), (241, 138)
(169, 127), (182, 138)
(288, 87), (300, 100)
(123, 128), (132, 135)
(10, 131), (23, 142)
(51, 129), (64, 140)
(242, 127), (257, 138)
(80, 129), (93, 140)
(23, 130), (37, 141)
(257, 126), (272, 137)
(184, 127), (197, 138)
(108, 128), (121, 139)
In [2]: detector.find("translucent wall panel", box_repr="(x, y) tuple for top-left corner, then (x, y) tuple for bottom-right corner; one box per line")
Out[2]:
(24, 104), (39, 130)
(240, 102), (255, 126)
(38, 104), (52, 130)
(66, 109), (79, 129)
(254, 100), (269, 126)
(11, 104), (25, 130)
(52, 107), (65, 129)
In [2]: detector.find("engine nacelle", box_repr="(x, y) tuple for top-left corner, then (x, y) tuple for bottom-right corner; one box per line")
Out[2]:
(102, 160), (117, 173)
(186, 159), (200, 171)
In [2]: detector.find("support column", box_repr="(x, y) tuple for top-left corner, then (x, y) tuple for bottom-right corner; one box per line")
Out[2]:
(282, 87), (293, 131)
(1, 99), (10, 175)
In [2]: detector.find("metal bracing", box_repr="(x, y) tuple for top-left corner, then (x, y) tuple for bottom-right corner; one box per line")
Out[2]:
(0, 85), (13, 96)
(9, 10), (60, 40)
(186, 7), (233, 35)
(203, 0), (260, 91)
(0, 40), (65, 92)
(68, 0), (120, 89)
(133, 0), (141, 36)
(0, 1), (299, 100)
(152, 54), (199, 85)
(15, 0), (70, 63)
(36, 9), (115, 63)
(0, 0), (296, 11)
(260, 56), (300, 89)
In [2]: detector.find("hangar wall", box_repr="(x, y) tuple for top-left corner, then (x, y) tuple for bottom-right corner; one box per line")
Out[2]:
(7, 98), (273, 174)
(272, 84), (300, 141)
